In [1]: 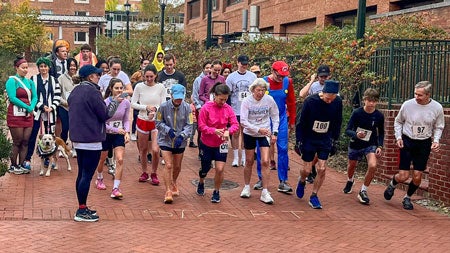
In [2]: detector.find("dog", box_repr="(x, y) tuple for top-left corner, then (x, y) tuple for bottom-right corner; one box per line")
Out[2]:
(37, 134), (72, 176)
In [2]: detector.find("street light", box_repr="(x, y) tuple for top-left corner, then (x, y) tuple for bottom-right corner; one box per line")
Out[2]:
(159, 0), (168, 44)
(124, 1), (131, 40)
(108, 11), (113, 38)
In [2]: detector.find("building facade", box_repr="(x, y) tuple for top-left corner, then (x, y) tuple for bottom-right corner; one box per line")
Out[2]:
(184, 0), (450, 43)
(13, 0), (108, 53)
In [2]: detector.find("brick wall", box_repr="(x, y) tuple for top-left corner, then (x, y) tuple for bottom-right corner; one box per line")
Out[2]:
(378, 107), (450, 205)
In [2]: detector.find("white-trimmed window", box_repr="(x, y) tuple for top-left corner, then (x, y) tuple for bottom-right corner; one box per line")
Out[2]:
(74, 0), (89, 3)
(38, 0), (54, 2)
(74, 32), (88, 44)
(41, 9), (53, 15)
(75, 11), (89, 16)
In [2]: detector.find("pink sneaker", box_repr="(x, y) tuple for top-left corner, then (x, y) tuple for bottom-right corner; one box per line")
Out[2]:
(139, 172), (149, 182)
(110, 188), (123, 199)
(95, 178), (106, 190)
(150, 173), (160, 185)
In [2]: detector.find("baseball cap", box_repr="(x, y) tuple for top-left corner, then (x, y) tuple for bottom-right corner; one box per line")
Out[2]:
(272, 61), (290, 76)
(237, 55), (249, 65)
(317, 65), (330, 76)
(171, 84), (186, 100)
(250, 65), (261, 73)
(79, 65), (103, 78)
(322, 80), (340, 94)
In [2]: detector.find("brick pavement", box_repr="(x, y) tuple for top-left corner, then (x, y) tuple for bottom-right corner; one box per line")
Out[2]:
(0, 142), (449, 252)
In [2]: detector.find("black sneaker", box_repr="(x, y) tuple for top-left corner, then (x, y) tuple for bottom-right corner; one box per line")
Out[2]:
(343, 180), (354, 194)
(211, 190), (221, 203)
(147, 153), (152, 163)
(197, 182), (205, 196)
(358, 190), (370, 204)
(402, 197), (414, 210)
(189, 142), (198, 148)
(86, 207), (97, 216)
(384, 184), (396, 200)
(306, 165), (317, 183)
(74, 208), (99, 222)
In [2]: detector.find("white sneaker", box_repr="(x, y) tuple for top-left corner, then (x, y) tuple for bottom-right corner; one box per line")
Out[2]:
(260, 191), (274, 204)
(161, 159), (165, 165)
(232, 158), (239, 167)
(240, 185), (251, 198)
(71, 149), (77, 158)
(130, 133), (137, 141)
(240, 159), (246, 167)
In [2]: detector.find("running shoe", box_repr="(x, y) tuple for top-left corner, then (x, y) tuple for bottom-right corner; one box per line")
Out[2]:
(138, 172), (149, 182)
(240, 185), (251, 198)
(384, 183), (396, 200)
(171, 183), (179, 196)
(197, 182), (205, 196)
(260, 191), (274, 204)
(343, 180), (354, 194)
(296, 180), (306, 199)
(402, 197), (414, 210)
(309, 195), (322, 209)
(211, 190), (221, 203)
(253, 180), (263, 190)
(358, 190), (370, 204)
(277, 181), (293, 194)
(164, 191), (173, 204)
(110, 188), (123, 199)
(95, 178), (106, 190)
(150, 173), (160, 185)
(74, 208), (99, 222)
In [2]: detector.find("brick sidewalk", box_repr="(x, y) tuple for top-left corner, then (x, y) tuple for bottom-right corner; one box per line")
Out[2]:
(0, 142), (449, 252)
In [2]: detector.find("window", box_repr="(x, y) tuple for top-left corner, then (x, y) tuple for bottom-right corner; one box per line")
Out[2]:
(41, 9), (53, 15)
(74, 0), (89, 3)
(226, 0), (242, 6)
(74, 32), (88, 44)
(75, 11), (89, 16)
(188, 0), (200, 20)
(212, 0), (218, 10)
(38, 0), (53, 2)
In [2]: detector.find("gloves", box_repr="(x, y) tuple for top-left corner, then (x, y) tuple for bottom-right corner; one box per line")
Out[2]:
(330, 140), (339, 157)
(294, 141), (302, 156)
(174, 135), (184, 148)
(168, 129), (176, 139)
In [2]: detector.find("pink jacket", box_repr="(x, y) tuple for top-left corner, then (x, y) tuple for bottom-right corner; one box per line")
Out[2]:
(198, 101), (239, 147)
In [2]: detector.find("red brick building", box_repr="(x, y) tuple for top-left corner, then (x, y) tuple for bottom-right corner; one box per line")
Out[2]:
(184, 0), (450, 43)
(21, 0), (106, 53)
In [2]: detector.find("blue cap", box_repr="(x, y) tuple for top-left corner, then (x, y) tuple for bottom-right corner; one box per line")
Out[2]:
(79, 64), (103, 78)
(323, 80), (340, 94)
(171, 84), (185, 99)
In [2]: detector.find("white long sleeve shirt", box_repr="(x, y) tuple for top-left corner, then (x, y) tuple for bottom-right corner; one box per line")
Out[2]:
(394, 98), (445, 143)
(240, 94), (279, 137)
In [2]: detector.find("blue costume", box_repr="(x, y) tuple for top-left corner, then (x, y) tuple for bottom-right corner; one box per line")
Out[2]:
(256, 77), (289, 182)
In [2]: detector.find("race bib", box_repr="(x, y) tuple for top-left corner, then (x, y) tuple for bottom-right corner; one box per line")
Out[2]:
(219, 142), (229, 154)
(312, 120), (330, 133)
(238, 91), (249, 102)
(412, 125), (428, 139)
(109, 120), (123, 129)
(13, 105), (26, 116)
(356, 127), (372, 142)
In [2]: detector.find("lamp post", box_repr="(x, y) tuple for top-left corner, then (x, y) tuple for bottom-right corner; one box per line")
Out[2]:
(206, 0), (212, 49)
(124, 1), (131, 40)
(159, 0), (167, 44)
(108, 11), (113, 38)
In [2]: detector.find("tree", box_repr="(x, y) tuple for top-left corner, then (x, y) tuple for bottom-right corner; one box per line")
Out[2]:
(105, 0), (119, 11)
(0, 1), (46, 54)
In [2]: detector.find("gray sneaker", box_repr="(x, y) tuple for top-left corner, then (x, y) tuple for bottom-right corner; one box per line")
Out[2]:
(253, 180), (263, 190)
(277, 181), (293, 194)
(402, 197), (414, 210)
(358, 190), (370, 204)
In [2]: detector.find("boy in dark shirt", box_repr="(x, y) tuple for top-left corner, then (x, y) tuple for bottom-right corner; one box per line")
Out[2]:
(343, 88), (385, 205)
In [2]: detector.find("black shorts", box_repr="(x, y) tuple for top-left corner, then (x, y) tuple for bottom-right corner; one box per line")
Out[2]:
(399, 135), (432, 171)
(243, 133), (270, 150)
(200, 142), (228, 164)
(160, 145), (185, 154)
(102, 134), (125, 151)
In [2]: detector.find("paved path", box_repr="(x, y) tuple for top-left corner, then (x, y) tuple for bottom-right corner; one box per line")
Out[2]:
(0, 142), (449, 252)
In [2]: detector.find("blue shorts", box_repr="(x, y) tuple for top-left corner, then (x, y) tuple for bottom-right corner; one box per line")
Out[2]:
(301, 139), (332, 162)
(243, 133), (270, 150)
(160, 145), (185, 155)
(348, 145), (376, 161)
(101, 134), (125, 151)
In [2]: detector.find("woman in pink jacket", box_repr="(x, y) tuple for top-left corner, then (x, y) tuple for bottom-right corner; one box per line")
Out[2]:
(196, 82), (239, 203)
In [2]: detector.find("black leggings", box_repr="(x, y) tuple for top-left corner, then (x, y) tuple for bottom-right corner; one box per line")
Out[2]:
(9, 127), (32, 166)
(75, 149), (101, 206)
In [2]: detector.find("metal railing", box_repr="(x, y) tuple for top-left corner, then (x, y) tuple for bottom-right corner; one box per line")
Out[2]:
(364, 39), (450, 108)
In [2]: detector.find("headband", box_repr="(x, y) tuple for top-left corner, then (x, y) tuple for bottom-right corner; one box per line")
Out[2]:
(15, 58), (27, 68)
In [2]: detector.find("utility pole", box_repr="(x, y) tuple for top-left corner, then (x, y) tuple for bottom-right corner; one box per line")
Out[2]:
(206, 0), (212, 49)
(356, 0), (366, 40)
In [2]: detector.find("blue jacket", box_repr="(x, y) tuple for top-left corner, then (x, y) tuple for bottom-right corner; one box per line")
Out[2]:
(68, 81), (118, 143)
